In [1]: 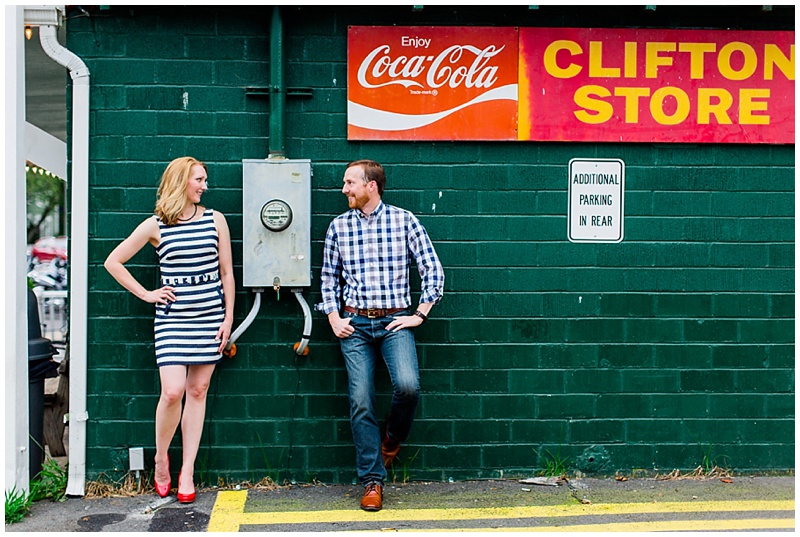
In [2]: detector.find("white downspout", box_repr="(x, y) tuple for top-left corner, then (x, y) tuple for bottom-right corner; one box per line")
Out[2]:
(37, 19), (90, 497)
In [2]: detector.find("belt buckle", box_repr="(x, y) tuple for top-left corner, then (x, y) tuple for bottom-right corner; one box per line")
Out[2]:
(366, 308), (380, 319)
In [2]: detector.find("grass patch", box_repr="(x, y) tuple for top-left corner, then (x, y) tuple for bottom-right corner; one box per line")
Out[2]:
(389, 448), (421, 484)
(5, 457), (68, 524)
(534, 446), (571, 477)
(30, 458), (68, 502)
(5, 486), (32, 524)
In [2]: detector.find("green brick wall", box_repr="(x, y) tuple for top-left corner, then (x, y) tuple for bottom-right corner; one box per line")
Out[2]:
(69, 5), (794, 484)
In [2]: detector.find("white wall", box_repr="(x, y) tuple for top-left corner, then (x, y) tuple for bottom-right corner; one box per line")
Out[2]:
(4, 5), (32, 493)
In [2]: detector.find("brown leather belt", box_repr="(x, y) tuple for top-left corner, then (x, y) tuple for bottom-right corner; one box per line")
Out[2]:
(344, 306), (405, 319)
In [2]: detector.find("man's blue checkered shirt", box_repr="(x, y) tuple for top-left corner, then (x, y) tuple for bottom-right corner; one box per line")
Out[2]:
(319, 201), (444, 315)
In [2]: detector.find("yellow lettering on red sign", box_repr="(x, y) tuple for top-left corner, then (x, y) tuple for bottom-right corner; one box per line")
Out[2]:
(536, 32), (792, 136)
(573, 86), (773, 127)
(543, 39), (794, 81)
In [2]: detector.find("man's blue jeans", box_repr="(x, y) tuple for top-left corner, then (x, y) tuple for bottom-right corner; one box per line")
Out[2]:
(339, 310), (420, 486)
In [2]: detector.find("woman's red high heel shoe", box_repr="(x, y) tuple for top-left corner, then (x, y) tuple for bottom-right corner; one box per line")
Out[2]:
(177, 473), (196, 504)
(154, 456), (171, 498)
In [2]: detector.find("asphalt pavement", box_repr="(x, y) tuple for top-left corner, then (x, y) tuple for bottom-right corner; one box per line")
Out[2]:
(5, 475), (794, 532)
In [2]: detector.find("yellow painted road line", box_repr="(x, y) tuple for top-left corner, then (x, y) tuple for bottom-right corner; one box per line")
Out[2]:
(207, 490), (248, 532)
(392, 518), (795, 532)
(233, 499), (794, 526)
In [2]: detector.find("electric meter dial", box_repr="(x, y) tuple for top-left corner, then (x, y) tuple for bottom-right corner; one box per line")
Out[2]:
(260, 199), (293, 232)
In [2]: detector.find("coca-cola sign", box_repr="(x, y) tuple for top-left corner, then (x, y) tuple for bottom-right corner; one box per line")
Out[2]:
(348, 26), (519, 141)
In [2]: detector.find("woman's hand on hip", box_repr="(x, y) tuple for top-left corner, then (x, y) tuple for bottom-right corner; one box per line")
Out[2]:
(143, 286), (176, 305)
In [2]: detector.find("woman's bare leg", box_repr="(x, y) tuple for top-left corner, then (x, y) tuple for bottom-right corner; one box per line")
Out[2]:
(178, 363), (216, 493)
(154, 365), (187, 484)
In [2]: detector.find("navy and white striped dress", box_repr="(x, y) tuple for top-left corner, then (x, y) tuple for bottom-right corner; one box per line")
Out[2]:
(154, 208), (225, 367)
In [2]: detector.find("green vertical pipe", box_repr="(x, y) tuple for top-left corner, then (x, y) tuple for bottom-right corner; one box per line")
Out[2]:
(269, 5), (285, 158)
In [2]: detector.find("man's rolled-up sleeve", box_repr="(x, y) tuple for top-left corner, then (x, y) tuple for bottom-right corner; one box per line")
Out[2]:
(408, 217), (444, 305)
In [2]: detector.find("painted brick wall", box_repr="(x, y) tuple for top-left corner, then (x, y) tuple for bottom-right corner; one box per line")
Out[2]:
(69, 5), (794, 485)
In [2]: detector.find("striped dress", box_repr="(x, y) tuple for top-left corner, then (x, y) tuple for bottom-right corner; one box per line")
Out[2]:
(154, 208), (225, 367)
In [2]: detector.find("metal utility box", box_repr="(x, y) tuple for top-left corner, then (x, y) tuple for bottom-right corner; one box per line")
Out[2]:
(242, 159), (312, 288)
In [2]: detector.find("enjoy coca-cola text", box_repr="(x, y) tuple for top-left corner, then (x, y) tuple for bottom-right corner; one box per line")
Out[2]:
(357, 44), (506, 90)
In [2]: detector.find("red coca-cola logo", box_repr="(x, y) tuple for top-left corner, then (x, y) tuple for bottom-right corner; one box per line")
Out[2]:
(348, 26), (519, 140)
(357, 44), (506, 90)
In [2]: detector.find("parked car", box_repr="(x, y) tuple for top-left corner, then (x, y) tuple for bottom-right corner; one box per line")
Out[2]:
(31, 236), (67, 263)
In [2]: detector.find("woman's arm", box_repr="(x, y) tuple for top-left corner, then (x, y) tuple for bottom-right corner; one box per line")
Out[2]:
(103, 217), (176, 305)
(214, 211), (236, 352)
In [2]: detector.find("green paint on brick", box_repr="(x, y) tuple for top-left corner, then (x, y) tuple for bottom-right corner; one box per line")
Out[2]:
(76, 5), (793, 483)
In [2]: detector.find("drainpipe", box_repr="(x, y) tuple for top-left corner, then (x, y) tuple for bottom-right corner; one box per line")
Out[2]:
(35, 9), (90, 497)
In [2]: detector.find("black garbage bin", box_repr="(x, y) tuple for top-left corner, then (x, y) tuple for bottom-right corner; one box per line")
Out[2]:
(28, 288), (59, 480)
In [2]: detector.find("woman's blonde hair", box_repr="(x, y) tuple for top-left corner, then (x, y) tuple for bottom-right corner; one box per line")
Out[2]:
(155, 157), (207, 226)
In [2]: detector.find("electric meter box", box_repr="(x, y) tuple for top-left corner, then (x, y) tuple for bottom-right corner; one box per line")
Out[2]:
(242, 159), (312, 288)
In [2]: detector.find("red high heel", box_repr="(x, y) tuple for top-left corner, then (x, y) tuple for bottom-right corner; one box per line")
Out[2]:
(154, 456), (171, 498)
(177, 473), (196, 504)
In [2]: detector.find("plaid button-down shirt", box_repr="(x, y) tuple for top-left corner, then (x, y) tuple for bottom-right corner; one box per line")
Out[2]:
(319, 201), (444, 315)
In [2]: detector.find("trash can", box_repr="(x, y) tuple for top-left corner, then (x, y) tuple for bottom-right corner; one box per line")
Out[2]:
(28, 288), (59, 479)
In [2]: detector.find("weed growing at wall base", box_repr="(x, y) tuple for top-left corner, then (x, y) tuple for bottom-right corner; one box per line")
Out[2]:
(389, 449), (421, 484)
(5, 458), (68, 524)
(700, 443), (731, 475)
(5, 486), (32, 524)
(534, 447), (572, 477)
(30, 458), (68, 502)
(256, 432), (288, 485)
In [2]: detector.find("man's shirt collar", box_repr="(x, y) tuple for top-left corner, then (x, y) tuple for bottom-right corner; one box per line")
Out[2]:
(355, 200), (385, 220)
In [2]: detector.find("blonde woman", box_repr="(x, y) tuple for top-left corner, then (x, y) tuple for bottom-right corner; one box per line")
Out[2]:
(105, 156), (235, 503)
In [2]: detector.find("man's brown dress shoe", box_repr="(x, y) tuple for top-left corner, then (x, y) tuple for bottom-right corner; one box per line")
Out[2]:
(382, 432), (401, 468)
(360, 482), (383, 511)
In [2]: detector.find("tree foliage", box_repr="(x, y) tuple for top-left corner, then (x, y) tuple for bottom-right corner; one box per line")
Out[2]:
(26, 166), (65, 243)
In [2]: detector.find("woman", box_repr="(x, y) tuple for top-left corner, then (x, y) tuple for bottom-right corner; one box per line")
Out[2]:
(104, 156), (235, 503)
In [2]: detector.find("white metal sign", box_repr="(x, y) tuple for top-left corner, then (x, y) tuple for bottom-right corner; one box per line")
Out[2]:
(568, 158), (624, 243)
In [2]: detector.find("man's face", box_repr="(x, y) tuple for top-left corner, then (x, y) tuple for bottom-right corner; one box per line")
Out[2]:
(342, 165), (372, 210)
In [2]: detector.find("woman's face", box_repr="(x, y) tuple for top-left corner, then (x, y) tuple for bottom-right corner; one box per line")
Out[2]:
(185, 164), (208, 204)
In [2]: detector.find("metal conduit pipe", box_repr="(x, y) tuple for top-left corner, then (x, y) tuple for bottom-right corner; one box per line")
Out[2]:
(232, 6), (312, 354)
(269, 6), (312, 354)
(268, 5), (285, 159)
(226, 289), (263, 350)
(292, 290), (312, 356)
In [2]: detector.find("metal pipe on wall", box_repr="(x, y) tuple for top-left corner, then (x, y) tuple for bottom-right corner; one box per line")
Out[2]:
(268, 6), (313, 354)
(268, 5), (285, 159)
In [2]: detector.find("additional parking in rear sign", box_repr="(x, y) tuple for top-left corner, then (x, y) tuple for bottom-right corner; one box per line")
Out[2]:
(568, 158), (625, 243)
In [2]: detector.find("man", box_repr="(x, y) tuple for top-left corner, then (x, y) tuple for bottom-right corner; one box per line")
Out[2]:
(319, 160), (444, 511)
